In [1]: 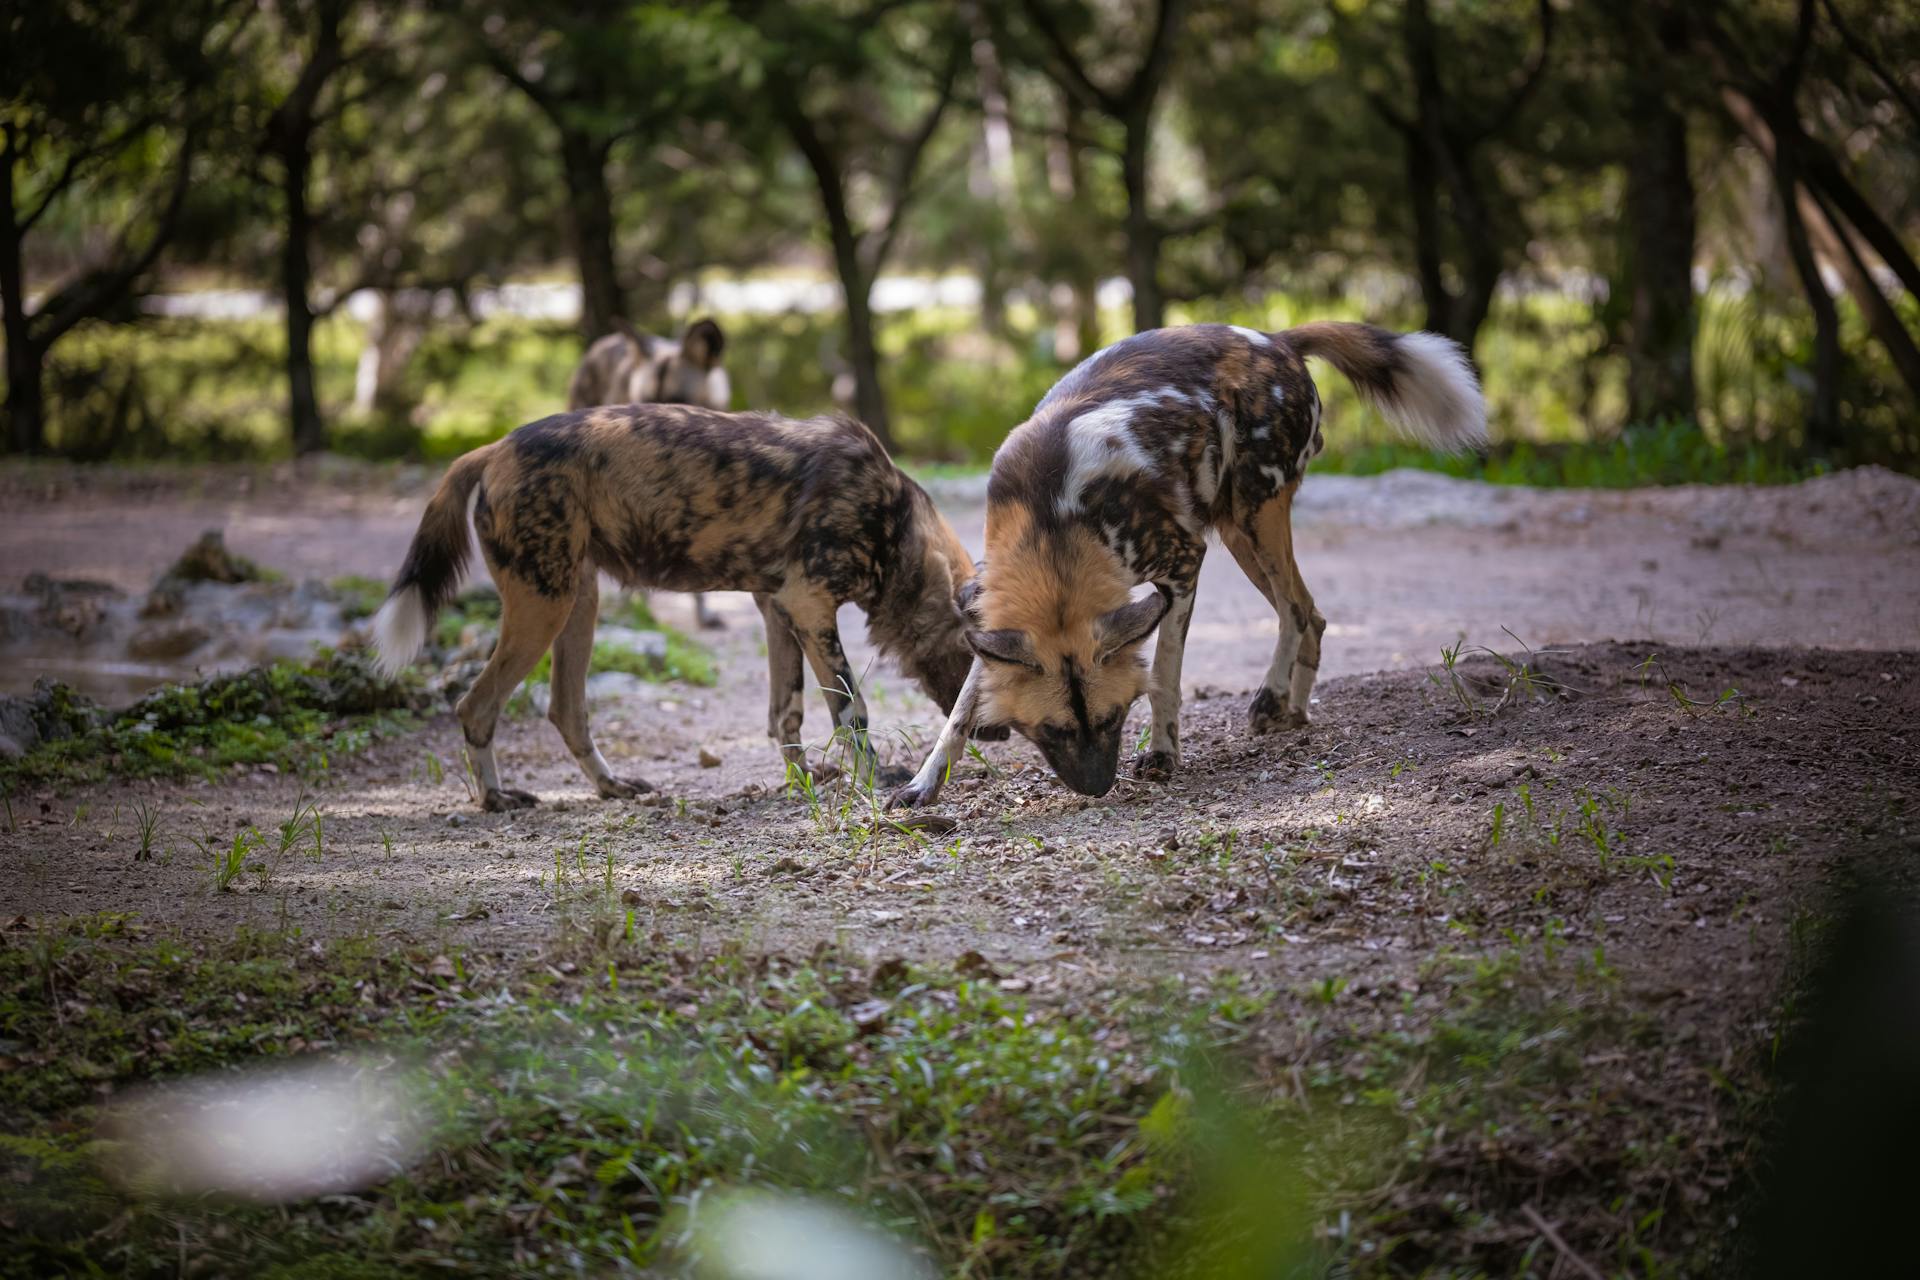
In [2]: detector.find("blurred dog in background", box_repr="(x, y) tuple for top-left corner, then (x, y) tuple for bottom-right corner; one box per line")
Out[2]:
(567, 317), (732, 629)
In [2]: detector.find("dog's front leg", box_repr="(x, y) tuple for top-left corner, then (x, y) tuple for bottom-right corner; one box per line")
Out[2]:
(775, 587), (880, 783)
(889, 657), (983, 809)
(1133, 576), (1199, 781)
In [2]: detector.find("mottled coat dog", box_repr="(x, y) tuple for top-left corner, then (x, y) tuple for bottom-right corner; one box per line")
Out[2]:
(373, 405), (979, 812)
(894, 322), (1486, 806)
(567, 317), (732, 629)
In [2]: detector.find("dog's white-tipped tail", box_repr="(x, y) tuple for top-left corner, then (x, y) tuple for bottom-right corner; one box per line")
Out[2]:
(1283, 322), (1488, 453)
(1376, 330), (1488, 451)
(371, 587), (429, 678)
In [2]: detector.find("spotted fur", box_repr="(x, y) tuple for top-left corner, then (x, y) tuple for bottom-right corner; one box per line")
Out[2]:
(374, 405), (979, 811)
(894, 321), (1486, 805)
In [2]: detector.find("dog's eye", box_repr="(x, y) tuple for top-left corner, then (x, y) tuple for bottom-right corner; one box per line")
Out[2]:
(1097, 708), (1126, 734)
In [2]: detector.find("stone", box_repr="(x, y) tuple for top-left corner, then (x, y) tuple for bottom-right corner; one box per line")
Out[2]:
(128, 619), (213, 661)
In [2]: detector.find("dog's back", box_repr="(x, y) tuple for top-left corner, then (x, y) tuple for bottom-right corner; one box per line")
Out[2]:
(472, 405), (912, 602)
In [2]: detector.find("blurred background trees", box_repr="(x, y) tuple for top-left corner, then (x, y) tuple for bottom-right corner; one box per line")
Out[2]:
(3, 0), (1916, 475)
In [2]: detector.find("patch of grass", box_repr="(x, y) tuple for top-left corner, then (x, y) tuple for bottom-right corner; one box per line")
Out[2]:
(430, 585), (503, 650)
(0, 918), (1202, 1277)
(1313, 418), (1829, 489)
(0, 652), (425, 792)
(1308, 944), (1748, 1277)
(524, 634), (717, 690)
(326, 573), (390, 622)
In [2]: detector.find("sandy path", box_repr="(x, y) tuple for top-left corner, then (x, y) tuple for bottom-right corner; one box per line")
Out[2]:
(5, 465), (1916, 696)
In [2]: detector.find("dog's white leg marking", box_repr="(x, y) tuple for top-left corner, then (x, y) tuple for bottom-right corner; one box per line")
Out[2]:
(894, 659), (983, 806)
(467, 740), (502, 794)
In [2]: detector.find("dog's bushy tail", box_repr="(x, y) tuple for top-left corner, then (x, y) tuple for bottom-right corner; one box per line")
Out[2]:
(371, 446), (493, 677)
(1282, 322), (1487, 452)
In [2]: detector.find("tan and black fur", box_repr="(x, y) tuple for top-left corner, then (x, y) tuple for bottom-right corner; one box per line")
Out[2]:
(373, 405), (980, 811)
(894, 321), (1486, 806)
(567, 317), (732, 628)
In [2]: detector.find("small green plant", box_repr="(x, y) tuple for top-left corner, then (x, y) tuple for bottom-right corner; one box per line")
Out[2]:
(131, 798), (161, 862)
(200, 827), (263, 892)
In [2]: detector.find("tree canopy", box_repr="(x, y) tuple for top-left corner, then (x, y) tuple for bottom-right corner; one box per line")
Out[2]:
(3, 0), (1916, 469)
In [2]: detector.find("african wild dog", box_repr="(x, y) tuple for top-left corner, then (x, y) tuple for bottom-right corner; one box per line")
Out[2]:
(568, 317), (732, 629)
(371, 405), (981, 812)
(892, 321), (1486, 806)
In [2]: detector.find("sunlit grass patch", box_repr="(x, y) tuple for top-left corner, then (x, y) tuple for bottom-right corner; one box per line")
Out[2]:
(0, 652), (425, 792)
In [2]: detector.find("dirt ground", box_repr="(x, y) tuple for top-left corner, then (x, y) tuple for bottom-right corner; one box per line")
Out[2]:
(2, 462), (1917, 1266)
(1, 461), (1916, 952)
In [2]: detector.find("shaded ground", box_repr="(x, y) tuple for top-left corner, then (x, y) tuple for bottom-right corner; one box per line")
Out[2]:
(2, 463), (1917, 1272)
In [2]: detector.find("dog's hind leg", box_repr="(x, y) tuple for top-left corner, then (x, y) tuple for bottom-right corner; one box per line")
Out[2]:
(755, 592), (808, 771)
(456, 577), (574, 811)
(1232, 486), (1325, 734)
(693, 592), (725, 630)
(550, 572), (653, 800)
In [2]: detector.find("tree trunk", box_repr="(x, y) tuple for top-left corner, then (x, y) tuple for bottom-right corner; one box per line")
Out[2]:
(1772, 139), (1842, 455)
(1, 161), (45, 455)
(821, 200), (890, 446)
(560, 129), (624, 343)
(1404, 135), (1452, 338)
(281, 137), (325, 456)
(1121, 116), (1163, 332)
(1623, 84), (1697, 426)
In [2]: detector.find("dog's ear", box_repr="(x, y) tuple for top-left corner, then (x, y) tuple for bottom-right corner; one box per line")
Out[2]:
(966, 627), (1037, 670)
(680, 318), (725, 369)
(1094, 587), (1170, 663)
(952, 572), (985, 626)
(613, 317), (651, 353)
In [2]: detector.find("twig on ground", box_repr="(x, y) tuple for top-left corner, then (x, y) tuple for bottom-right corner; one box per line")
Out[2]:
(1519, 1204), (1604, 1280)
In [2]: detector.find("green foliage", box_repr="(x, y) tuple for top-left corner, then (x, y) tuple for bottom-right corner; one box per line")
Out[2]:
(524, 634), (717, 690)
(0, 653), (425, 791)
(0, 920), (1199, 1277)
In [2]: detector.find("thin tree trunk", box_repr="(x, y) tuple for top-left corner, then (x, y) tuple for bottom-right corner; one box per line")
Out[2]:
(784, 103), (895, 449)
(1623, 85), (1697, 425)
(560, 129), (624, 343)
(1121, 116), (1163, 332)
(1404, 135), (1452, 337)
(1, 150), (45, 455)
(821, 198), (889, 446)
(1772, 138), (1842, 454)
(1803, 182), (1920, 401)
(281, 137), (325, 456)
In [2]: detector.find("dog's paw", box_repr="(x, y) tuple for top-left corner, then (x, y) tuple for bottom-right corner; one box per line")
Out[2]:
(887, 777), (941, 810)
(482, 787), (539, 812)
(1247, 687), (1304, 735)
(597, 775), (656, 800)
(697, 612), (727, 631)
(1131, 749), (1177, 782)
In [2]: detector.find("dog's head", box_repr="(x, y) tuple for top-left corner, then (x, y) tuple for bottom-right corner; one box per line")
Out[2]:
(628, 318), (730, 410)
(965, 522), (1166, 796)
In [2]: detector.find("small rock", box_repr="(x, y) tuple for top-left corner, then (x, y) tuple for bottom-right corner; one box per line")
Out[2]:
(446, 813), (468, 828)
(127, 619), (212, 661)
(848, 999), (892, 1032)
(620, 888), (643, 905)
(698, 747), (723, 768)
